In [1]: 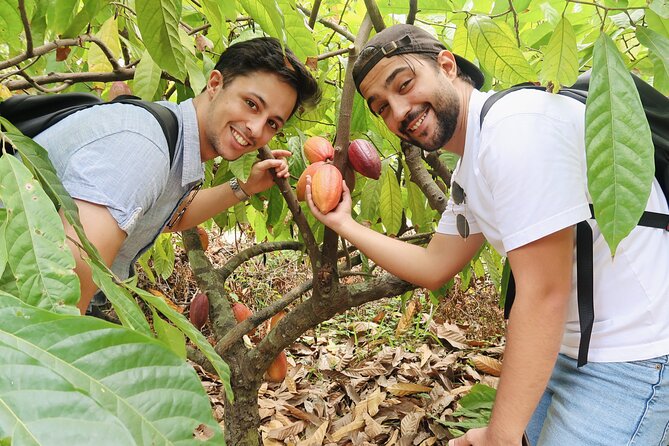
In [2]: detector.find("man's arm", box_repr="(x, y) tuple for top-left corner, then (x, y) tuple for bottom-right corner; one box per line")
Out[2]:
(307, 179), (484, 289)
(165, 150), (290, 233)
(60, 199), (127, 314)
(450, 226), (574, 446)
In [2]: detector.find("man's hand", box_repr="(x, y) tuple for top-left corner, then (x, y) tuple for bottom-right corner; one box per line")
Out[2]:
(242, 149), (291, 195)
(305, 177), (353, 232)
(449, 427), (523, 446)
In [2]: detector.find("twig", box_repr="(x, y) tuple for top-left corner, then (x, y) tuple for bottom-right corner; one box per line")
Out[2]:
(218, 241), (304, 280)
(363, 0), (386, 32)
(18, 0), (33, 57)
(5, 69), (135, 90)
(296, 4), (356, 42)
(308, 0), (322, 29)
(407, 0), (418, 24)
(403, 142), (447, 213)
(317, 47), (353, 61)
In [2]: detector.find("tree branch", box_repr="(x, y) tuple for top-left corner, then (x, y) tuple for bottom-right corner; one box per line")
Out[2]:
(308, 0), (322, 29)
(5, 68), (136, 90)
(424, 151), (452, 187)
(218, 241), (304, 280)
(363, 0), (386, 32)
(407, 0), (418, 25)
(296, 4), (356, 42)
(18, 0), (33, 57)
(403, 142), (447, 213)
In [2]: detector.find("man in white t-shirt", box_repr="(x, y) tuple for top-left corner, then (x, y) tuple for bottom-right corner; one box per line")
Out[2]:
(307, 24), (669, 446)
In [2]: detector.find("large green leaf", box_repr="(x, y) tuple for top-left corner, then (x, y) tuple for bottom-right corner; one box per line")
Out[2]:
(0, 156), (79, 313)
(45, 0), (78, 37)
(230, 151), (257, 182)
(136, 0), (187, 80)
(635, 26), (669, 78)
(379, 165), (402, 235)
(130, 285), (234, 402)
(585, 33), (654, 255)
(0, 292), (224, 444)
(279, 0), (318, 62)
(407, 181), (429, 231)
(540, 17), (578, 91)
(133, 50), (162, 100)
(238, 0), (286, 42)
(0, 0), (23, 52)
(467, 16), (537, 85)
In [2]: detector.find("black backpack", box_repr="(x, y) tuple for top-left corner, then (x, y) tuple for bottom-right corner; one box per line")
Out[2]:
(0, 92), (179, 165)
(480, 72), (669, 366)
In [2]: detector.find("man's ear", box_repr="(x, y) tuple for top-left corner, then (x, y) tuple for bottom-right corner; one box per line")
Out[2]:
(436, 50), (458, 81)
(206, 70), (224, 98)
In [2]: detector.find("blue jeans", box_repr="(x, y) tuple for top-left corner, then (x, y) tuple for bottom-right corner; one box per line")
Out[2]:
(527, 353), (669, 445)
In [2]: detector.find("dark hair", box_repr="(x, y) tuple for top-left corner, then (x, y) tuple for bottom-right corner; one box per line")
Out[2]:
(213, 37), (321, 116)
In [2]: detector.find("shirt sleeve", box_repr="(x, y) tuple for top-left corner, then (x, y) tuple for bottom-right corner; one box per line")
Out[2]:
(479, 111), (591, 252)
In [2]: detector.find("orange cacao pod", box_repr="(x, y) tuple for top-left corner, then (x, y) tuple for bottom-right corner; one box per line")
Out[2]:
(296, 161), (325, 201)
(189, 292), (209, 330)
(232, 302), (256, 336)
(303, 136), (334, 163)
(195, 226), (209, 251)
(311, 164), (343, 214)
(267, 350), (288, 382)
(348, 139), (381, 180)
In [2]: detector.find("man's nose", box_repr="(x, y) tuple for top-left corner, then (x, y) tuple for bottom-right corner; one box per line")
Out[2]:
(389, 97), (411, 126)
(246, 116), (265, 139)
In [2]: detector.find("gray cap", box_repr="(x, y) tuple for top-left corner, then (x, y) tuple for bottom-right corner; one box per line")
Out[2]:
(352, 24), (484, 93)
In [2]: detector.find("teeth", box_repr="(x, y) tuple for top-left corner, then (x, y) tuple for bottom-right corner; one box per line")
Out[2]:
(232, 129), (249, 146)
(409, 111), (427, 132)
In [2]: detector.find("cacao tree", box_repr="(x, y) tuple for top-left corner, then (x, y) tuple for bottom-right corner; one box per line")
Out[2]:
(1, 0), (667, 444)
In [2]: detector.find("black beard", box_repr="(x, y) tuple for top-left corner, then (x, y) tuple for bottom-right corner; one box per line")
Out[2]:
(399, 89), (460, 152)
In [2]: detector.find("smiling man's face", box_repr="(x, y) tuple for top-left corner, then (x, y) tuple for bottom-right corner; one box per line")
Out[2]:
(201, 71), (297, 161)
(360, 54), (460, 152)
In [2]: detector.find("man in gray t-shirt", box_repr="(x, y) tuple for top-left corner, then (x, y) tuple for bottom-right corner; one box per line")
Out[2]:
(34, 37), (320, 314)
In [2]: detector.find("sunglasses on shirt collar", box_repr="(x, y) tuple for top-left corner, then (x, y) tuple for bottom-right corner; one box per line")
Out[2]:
(452, 181), (470, 239)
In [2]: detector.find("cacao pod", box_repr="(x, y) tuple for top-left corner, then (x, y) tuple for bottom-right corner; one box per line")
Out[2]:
(56, 46), (71, 62)
(232, 302), (256, 336)
(195, 226), (209, 251)
(189, 292), (209, 330)
(108, 81), (132, 101)
(348, 139), (381, 180)
(311, 164), (343, 214)
(303, 136), (334, 164)
(266, 350), (288, 382)
(296, 161), (325, 201)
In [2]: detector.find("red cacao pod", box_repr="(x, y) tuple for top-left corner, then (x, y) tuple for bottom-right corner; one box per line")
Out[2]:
(195, 226), (209, 251)
(108, 81), (132, 101)
(266, 350), (288, 382)
(232, 302), (256, 336)
(311, 164), (343, 214)
(348, 139), (381, 180)
(303, 136), (334, 164)
(296, 161), (325, 201)
(189, 293), (209, 330)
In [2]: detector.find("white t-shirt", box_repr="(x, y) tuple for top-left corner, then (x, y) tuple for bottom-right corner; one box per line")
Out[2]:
(437, 89), (669, 362)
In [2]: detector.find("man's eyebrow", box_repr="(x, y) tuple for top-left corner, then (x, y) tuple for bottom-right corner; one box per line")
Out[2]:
(251, 92), (286, 125)
(365, 66), (410, 112)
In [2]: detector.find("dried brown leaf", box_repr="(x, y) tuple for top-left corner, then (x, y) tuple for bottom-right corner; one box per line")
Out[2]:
(387, 382), (432, 397)
(331, 416), (365, 441)
(400, 412), (423, 436)
(148, 288), (183, 313)
(267, 420), (306, 440)
(395, 300), (417, 336)
(471, 355), (503, 377)
(432, 322), (468, 349)
(296, 420), (329, 446)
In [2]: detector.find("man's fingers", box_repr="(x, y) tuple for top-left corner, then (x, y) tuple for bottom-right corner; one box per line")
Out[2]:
(270, 149), (292, 159)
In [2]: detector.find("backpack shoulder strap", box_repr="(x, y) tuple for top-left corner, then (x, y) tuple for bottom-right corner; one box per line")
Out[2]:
(109, 95), (179, 167)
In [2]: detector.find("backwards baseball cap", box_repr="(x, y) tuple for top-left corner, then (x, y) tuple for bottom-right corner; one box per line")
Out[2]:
(352, 24), (485, 94)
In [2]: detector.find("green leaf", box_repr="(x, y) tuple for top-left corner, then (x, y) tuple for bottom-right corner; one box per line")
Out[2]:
(586, 33), (655, 255)
(153, 234), (175, 280)
(266, 186), (284, 227)
(90, 263), (152, 336)
(649, 0), (669, 18)
(379, 166), (402, 235)
(540, 17), (578, 91)
(358, 178), (380, 224)
(63, 0), (109, 38)
(468, 16), (537, 85)
(0, 292), (224, 444)
(407, 181), (428, 230)
(646, 9), (669, 38)
(458, 383), (497, 411)
(635, 27), (669, 78)
(151, 308), (187, 359)
(185, 53), (207, 94)
(130, 286), (234, 402)
(230, 151), (257, 182)
(136, 248), (156, 284)
(238, 0), (286, 41)
(0, 156), (79, 313)
(46, 0), (78, 36)
(452, 18), (476, 63)
(133, 50), (162, 100)
(0, 0), (23, 52)
(136, 0), (187, 80)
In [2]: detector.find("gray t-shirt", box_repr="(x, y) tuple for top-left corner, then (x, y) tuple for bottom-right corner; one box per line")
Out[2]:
(34, 99), (203, 279)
